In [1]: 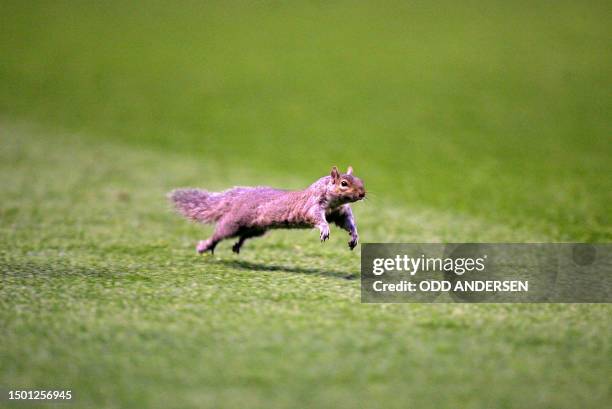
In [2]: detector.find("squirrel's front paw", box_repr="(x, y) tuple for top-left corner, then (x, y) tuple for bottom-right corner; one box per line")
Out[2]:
(319, 225), (330, 242)
(348, 234), (359, 250)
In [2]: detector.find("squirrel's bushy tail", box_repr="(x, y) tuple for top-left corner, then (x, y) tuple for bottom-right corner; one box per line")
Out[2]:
(169, 188), (224, 223)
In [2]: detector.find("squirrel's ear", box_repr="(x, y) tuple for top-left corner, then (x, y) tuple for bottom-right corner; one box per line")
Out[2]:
(346, 166), (353, 175)
(330, 166), (340, 181)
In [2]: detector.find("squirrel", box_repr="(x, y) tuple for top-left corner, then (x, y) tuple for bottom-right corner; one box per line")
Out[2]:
(169, 166), (366, 254)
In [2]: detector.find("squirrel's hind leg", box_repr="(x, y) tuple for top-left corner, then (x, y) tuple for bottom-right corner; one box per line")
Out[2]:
(231, 237), (246, 254)
(232, 230), (265, 254)
(197, 238), (218, 254)
(197, 220), (241, 254)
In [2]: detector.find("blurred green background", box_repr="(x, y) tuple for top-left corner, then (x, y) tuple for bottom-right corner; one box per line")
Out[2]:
(1, 1), (611, 409)
(1, 0), (610, 239)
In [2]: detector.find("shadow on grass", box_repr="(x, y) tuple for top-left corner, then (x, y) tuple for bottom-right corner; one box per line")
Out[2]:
(0, 257), (357, 281)
(215, 259), (357, 280)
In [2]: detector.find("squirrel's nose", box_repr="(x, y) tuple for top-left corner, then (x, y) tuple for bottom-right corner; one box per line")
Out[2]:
(359, 191), (366, 198)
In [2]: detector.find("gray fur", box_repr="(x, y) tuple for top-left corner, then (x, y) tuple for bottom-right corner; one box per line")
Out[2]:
(169, 166), (366, 254)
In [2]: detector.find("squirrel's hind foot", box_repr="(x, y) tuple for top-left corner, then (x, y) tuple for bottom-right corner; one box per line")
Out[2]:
(197, 239), (217, 255)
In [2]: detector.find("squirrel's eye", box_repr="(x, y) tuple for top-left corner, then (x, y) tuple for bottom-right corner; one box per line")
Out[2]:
(341, 180), (348, 187)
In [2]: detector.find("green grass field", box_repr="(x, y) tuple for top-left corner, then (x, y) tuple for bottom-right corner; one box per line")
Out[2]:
(1, 1), (611, 408)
